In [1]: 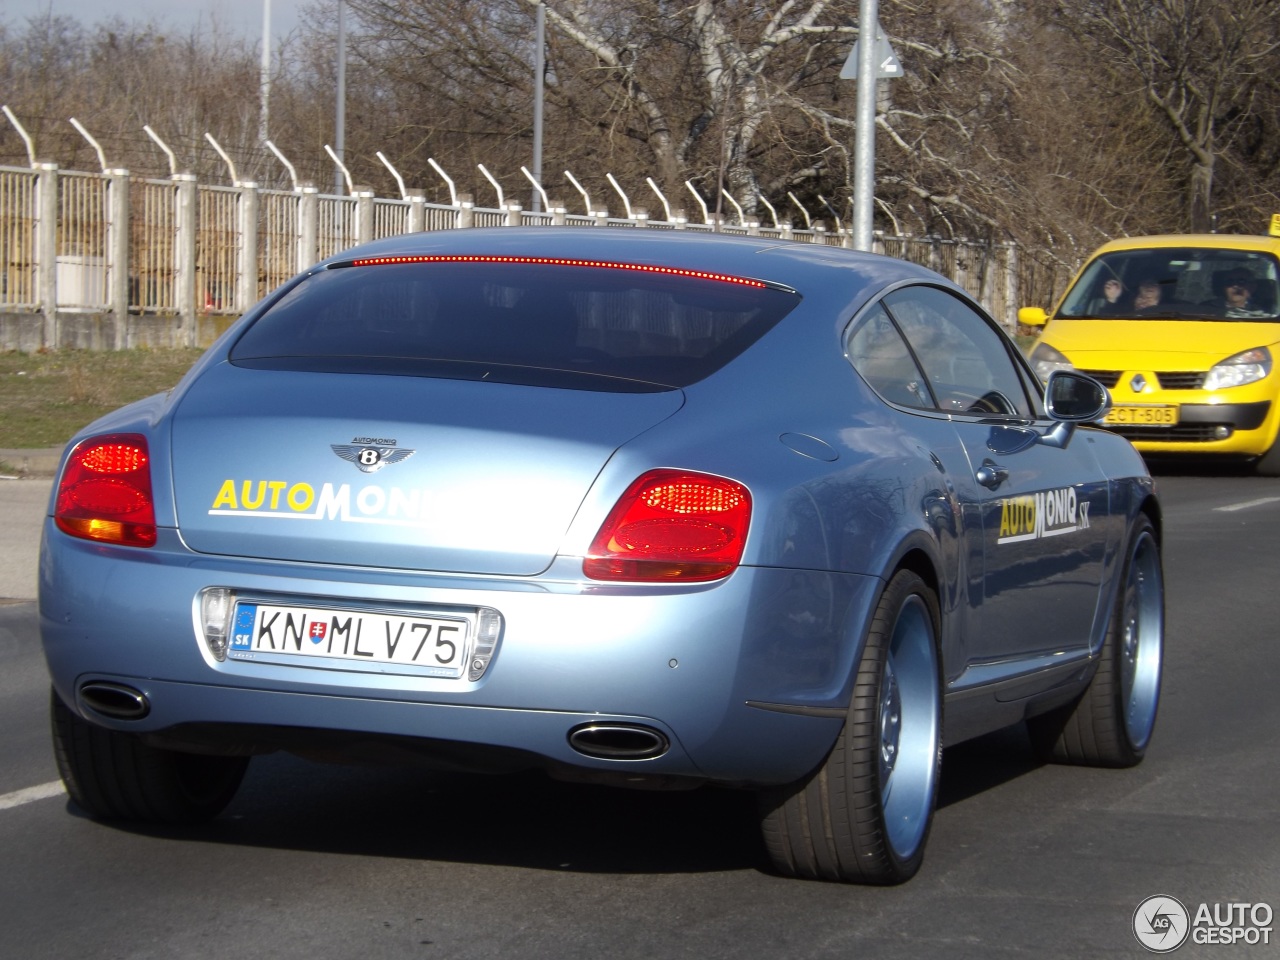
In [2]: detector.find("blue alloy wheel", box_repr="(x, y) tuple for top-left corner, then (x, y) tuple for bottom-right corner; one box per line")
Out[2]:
(1028, 514), (1164, 767)
(759, 569), (942, 884)
(879, 592), (940, 862)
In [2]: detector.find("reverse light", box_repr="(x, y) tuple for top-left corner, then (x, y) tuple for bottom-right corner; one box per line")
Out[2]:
(1203, 347), (1271, 391)
(200, 587), (234, 661)
(1029, 342), (1075, 383)
(55, 433), (157, 547)
(584, 469), (752, 582)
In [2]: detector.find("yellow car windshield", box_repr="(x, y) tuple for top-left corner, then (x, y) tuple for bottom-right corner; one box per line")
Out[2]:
(1058, 248), (1280, 321)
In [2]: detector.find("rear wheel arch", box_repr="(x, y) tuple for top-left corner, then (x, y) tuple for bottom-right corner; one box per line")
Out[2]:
(893, 548), (941, 628)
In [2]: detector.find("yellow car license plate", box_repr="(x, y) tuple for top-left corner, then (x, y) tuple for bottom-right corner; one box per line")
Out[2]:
(1104, 405), (1179, 426)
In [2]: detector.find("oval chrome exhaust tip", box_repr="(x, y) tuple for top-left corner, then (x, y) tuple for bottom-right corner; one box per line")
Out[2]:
(567, 723), (669, 760)
(79, 682), (150, 721)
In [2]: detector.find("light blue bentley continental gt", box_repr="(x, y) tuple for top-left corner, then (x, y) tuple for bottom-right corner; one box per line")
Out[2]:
(40, 227), (1163, 884)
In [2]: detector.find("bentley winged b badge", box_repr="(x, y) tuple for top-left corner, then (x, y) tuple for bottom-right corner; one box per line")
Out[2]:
(331, 441), (416, 474)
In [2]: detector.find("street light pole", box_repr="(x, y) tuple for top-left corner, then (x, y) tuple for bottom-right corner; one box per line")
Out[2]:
(852, 0), (877, 251)
(335, 0), (347, 195)
(259, 0), (271, 144)
(531, 1), (545, 212)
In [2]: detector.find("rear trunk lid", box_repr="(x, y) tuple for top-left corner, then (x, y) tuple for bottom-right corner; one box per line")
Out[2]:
(170, 362), (683, 575)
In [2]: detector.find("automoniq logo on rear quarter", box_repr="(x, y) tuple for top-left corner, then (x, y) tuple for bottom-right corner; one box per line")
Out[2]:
(1133, 895), (1190, 953)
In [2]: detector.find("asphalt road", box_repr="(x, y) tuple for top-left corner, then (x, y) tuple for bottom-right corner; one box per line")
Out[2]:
(0, 476), (50, 602)
(1, 470), (1277, 959)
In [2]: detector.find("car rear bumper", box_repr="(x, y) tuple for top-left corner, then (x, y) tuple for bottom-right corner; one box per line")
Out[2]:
(39, 521), (876, 787)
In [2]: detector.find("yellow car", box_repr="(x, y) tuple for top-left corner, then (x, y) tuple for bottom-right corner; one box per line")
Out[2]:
(1020, 233), (1280, 474)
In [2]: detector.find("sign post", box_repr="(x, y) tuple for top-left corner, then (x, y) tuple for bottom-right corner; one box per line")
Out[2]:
(846, 5), (902, 251)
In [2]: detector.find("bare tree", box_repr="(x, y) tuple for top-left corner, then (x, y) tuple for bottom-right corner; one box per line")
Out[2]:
(1053, 0), (1280, 232)
(6, 0), (1276, 263)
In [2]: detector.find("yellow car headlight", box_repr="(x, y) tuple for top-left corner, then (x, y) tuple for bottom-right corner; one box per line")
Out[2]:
(1203, 347), (1272, 391)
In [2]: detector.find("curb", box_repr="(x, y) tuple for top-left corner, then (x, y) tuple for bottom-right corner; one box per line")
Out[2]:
(0, 448), (64, 479)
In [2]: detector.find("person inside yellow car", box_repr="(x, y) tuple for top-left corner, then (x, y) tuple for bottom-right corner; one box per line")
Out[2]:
(1208, 268), (1272, 319)
(1097, 276), (1164, 316)
(1132, 278), (1164, 312)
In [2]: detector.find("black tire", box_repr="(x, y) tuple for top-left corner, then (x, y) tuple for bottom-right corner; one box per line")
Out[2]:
(1255, 439), (1280, 477)
(51, 688), (248, 824)
(758, 570), (942, 884)
(1028, 514), (1163, 767)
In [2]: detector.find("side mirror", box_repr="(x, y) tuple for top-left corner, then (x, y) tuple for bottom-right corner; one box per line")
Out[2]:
(1045, 370), (1111, 422)
(1018, 306), (1048, 327)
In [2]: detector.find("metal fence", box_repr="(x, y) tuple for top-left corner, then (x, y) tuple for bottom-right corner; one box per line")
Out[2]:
(0, 162), (1070, 351)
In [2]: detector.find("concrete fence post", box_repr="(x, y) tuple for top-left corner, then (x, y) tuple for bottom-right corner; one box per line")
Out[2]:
(458, 194), (474, 230)
(550, 201), (567, 226)
(297, 183), (319, 270)
(355, 187), (375, 245)
(35, 162), (59, 349)
(407, 195), (426, 233)
(107, 169), (130, 349)
(505, 202), (523, 227)
(1004, 242), (1019, 333)
(173, 173), (198, 348)
(237, 181), (260, 313)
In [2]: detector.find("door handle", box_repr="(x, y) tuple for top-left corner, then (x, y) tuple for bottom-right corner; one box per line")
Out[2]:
(975, 460), (1009, 490)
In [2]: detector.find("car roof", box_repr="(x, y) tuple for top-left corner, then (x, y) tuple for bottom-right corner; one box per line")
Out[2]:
(1090, 234), (1280, 255)
(318, 226), (948, 294)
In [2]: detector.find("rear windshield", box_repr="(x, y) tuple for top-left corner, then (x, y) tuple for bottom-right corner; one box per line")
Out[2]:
(1057, 247), (1280, 321)
(229, 259), (801, 391)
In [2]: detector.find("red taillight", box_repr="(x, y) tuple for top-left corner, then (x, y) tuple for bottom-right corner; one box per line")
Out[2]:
(55, 433), (157, 547)
(584, 470), (751, 582)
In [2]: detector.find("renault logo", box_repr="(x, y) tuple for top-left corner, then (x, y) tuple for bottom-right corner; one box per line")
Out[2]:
(1130, 374), (1148, 393)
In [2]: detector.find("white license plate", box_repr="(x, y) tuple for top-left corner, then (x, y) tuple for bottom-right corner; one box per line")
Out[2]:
(229, 601), (473, 677)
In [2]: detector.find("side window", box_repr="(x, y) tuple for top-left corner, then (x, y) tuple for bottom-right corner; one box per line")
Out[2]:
(883, 286), (1034, 418)
(846, 304), (936, 410)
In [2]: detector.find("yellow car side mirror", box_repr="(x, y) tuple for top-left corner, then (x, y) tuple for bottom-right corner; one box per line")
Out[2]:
(1018, 306), (1048, 327)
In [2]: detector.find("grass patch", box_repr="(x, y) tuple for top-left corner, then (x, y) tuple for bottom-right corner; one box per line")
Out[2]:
(0, 348), (205, 448)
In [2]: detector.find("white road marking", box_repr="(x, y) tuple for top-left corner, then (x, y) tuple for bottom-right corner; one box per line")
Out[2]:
(1214, 497), (1280, 513)
(0, 780), (65, 811)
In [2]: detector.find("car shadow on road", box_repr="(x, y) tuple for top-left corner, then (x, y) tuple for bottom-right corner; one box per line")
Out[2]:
(936, 723), (1042, 810)
(86, 757), (767, 875)
(74, 723), (1047, 877)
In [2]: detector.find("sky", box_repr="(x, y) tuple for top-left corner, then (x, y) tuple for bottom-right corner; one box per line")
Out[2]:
(4, 0), (307, 44)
